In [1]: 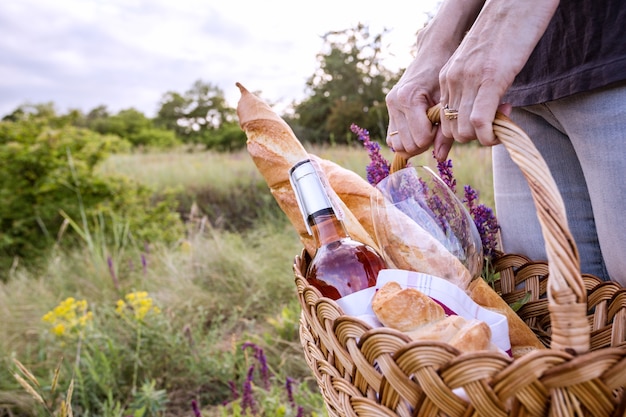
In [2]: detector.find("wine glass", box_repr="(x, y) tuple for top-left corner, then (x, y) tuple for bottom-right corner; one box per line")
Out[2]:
(371, 165), (483, 279)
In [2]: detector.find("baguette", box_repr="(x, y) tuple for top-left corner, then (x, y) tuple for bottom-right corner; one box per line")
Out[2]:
(468, 277), (546, 357)
(236, 82), (378, 256)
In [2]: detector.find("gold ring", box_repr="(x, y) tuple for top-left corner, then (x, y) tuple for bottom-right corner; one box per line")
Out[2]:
(388, 130), (399, 136)
(443, 104), (459, 120)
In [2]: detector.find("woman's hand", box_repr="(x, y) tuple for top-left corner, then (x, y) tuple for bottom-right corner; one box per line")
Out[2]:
(386, 50), (452, 161)
(386, 0), (485, 161)
(438, 0), (559, 146)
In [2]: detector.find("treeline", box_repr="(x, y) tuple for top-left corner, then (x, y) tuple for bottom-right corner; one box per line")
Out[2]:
(3, 24), (402, 151)
(2, 79), (242, 151)
(0, 24), (406, 275)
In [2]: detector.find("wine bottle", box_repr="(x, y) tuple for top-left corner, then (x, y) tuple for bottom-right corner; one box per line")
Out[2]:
(289, 159), (387, 300)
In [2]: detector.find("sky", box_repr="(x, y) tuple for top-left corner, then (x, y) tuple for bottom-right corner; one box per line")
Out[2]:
(0, 0), (440, 119)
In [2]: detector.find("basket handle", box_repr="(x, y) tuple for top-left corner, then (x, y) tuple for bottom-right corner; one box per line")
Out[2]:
(392, 103), (590, 353)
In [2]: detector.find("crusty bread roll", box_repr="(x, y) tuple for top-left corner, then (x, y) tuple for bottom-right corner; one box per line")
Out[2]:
(373, 282), (492, 353)
(236, 82), (379, 256)
(448, 319), (493, 352)
(372, 281), (445, 331)
(407, 315), (468, 344)
(411, 316), (493, 353)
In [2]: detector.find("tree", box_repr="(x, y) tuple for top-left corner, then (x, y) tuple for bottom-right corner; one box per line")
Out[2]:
(2, 102), (57, 122)
(89, 108), (151, 138)
(155, 80), (237, 146)
(293, 24), (399, 145)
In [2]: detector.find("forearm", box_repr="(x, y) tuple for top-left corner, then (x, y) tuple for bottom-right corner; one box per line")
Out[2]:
(398, 0), (486, 98)
(458, 0), (560, 85)
(417, 0), (486, 54)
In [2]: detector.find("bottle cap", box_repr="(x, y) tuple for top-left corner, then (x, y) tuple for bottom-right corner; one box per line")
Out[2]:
(289, 159), (344, 235)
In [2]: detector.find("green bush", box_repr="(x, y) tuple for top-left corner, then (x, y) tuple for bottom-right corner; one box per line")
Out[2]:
(0, 119), (184, 276)
(129, 128), (181, 149)
(199, 122), (248, 151)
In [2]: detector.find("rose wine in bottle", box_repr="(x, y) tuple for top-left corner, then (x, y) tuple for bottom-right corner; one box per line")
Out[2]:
(289, 159), (387, 300)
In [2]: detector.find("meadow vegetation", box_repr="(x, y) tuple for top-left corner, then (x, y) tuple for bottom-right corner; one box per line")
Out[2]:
(0, 142), (493, 416)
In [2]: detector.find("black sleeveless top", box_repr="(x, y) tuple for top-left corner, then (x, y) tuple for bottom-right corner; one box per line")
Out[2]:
(503, 0), (626, 106)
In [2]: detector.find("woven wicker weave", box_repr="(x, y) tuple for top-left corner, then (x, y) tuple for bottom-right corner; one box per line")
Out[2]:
(293, 105), (626, 416)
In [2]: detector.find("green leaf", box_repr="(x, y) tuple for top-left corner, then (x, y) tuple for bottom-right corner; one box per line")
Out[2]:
(510, 292), (532, 312)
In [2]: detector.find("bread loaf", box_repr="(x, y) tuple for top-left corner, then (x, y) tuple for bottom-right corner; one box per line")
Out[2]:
(468, 277), (545, 357)
(236, 82), (379, 256)
(411, 317), (493, 353)
(371, 281), (445, 331)
(236, 83), (472, 285)
(372, 281), (493, 353)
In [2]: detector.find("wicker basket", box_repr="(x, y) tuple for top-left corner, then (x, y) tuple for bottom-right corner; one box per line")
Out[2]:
(293, 106), (626, 416)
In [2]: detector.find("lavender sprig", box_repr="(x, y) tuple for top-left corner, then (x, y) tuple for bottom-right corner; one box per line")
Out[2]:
(285, 377), (296, 408)
(464, 185), (500, 258)
(436, 156), (456, 193)
(221, 342), (307, 415)
(191, 399), (203, 417)
(228, 380), (239, 400)
(286, 377), (304, 417)
(241, 365), (257, 415)
(351, 124), (390, 185)
(242, 342), (270, 390)
(107, 255), (119, 290)
(436, 160), (500, 258)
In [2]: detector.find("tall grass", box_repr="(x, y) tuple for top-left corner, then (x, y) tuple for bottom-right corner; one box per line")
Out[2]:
(2, 143), (494, 416)
(98, 143), (494, 210)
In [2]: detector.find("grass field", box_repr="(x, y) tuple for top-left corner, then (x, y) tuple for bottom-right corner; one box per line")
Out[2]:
(1, 143), (494, 416)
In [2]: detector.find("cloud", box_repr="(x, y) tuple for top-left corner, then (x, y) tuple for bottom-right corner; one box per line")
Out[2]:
(0, 0), (438, 118)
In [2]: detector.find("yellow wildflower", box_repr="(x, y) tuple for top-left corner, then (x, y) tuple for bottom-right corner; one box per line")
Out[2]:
(52, 324), (66, 337)
(42, 297), (93, 339)
(116, 291), (160, 322)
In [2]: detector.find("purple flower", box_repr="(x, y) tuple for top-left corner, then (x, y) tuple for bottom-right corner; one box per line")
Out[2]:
(464, 185), (500, 257)
(436, 157), (499, 258)
(354, 122), (500, 262)
(191, 399), (203, 417)
(242, 342), (270, 390)
(107, 256), (119, 290)
(351, 124), (390, 185)
(242, 365), (257, 415)
(436, 156), (457, 193)
(285, 377), (295, 408)
(141, 253), (147, 275)
(228, 380), (239, 400)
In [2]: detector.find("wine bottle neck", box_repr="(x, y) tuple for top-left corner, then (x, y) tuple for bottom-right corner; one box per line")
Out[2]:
(290, 159), (348, 241)
(308, 209), (350, 246)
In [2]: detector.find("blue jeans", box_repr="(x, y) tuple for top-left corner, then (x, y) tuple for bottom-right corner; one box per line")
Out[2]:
(493, 81), (626, 286)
